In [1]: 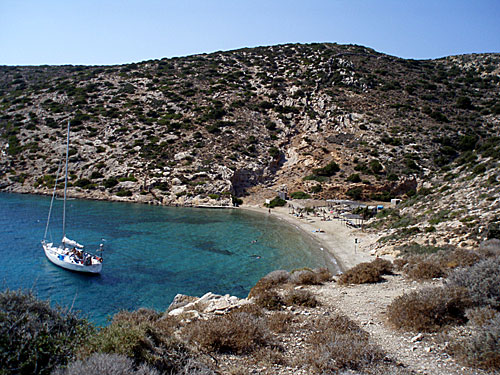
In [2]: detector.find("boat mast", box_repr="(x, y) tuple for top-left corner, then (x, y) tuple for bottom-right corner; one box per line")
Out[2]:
(62, 121), (70, 243)
(43, 158), (63, 242)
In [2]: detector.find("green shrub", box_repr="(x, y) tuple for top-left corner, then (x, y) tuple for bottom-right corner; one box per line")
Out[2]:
(386, 286), (472, 332)
(265, 196), (286, 208)
(369, 159), (383, 174)
(83, 311), (191, 374)
(90, 171), (103, 179)
(346, 187), (363, 200)
(314, 161), (340, 176)
(268, 146), (280, 159)
(303, 174), (328, 182)
(74, 178), (93, 189)
(0, 289), (93, 375)
(310, 184), (322, 193)
(396, 242), (442, 255)
(487, 221), (500, 239)
(290, 191), (311, 199)
(116, 189), (132, 197)
(347, 173), (362, 183)
(118, 175), (137, 182)
(456, 96), (474, 110)
(473, 163), (487, 175)
(103, 177), (119, 189)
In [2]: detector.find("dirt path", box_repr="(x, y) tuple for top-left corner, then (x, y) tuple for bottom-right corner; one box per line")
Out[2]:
(310, 276), (490, 375)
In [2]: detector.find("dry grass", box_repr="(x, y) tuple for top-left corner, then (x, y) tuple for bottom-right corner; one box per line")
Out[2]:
(386, 286), (472, 332)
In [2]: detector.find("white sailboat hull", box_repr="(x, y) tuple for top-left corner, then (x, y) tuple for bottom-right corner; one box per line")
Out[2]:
(42, 241), (102, 274)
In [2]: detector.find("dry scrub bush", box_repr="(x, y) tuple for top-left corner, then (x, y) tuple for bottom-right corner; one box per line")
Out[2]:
(175, 358), (218, 375)
(465, 306), (498, 327)
(478, 239), (500, 258)
(334, 364), (416, 375)
(305, 314), (386, 372)
(447, 256), (500, 309)
(247, 270), (289, 298)
(393, 257), (408, 271)
(284, 289), (318, 307)
(253, 289), (284, 310)
(252, 347), (288, 367)
(263, 269), (290, 284)
(289, 267), (332, 285)
(405, 260), (444, 281)
(289, 269), (319, 285)
(337, 260), (384, 285)
(53, 353), (160, 375)
(0, 289), (93, 375)
(312, 267), (333, 283)
(184, 309), (271, 354)
(448, 311), (500, 370)
(267, 311), (295, 333)
(249, 268), (330, 304)
(397, 248), (480, 281)
(437, 248), (481, 269)
(386, 286), (472, 332)
(371, 257), (394, 275)
(82, 309), (193, 374)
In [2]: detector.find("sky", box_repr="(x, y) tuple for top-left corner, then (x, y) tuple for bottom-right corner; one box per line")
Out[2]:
(1, 0), (499, 66)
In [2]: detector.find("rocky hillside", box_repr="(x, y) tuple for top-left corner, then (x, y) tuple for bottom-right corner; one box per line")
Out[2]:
(0, 43), (499, 210)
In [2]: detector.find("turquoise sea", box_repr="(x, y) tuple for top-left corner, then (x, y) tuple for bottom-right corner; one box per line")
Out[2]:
(0, 193), (336, 325)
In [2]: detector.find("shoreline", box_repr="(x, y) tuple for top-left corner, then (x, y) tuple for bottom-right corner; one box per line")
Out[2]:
(2, 190), (380, 272)
(240, 204), (379, 272)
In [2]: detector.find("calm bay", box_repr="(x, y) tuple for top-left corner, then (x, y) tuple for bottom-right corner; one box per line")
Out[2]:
(0, 192), (336, 325)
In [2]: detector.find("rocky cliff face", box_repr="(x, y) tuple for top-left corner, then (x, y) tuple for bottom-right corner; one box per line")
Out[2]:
(0, 43), (499, 212)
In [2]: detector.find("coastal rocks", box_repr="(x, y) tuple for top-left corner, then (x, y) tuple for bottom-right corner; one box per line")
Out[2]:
(167, 292), (249, 317)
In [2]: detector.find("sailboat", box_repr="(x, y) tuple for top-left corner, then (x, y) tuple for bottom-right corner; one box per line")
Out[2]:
(41, 121), (103, 273)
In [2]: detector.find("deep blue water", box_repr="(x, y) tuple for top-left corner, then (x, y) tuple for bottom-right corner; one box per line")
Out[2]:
(0, 193), (336, 325)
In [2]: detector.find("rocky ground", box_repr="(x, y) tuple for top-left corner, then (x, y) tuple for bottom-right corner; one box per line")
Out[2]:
(166, 273), (494, 375)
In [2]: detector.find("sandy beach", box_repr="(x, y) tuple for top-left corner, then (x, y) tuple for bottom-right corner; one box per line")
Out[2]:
(241, 203), (378, 272)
